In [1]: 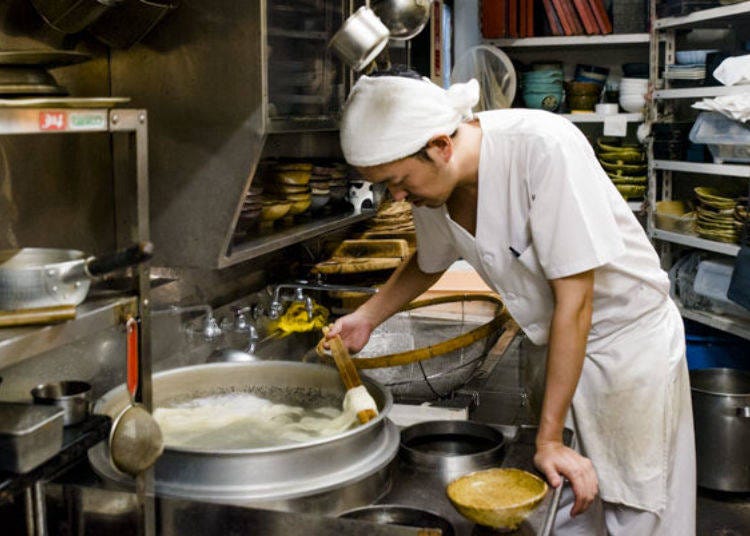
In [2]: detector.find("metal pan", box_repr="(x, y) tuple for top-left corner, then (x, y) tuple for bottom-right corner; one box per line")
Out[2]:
(0, 242), (153, 310)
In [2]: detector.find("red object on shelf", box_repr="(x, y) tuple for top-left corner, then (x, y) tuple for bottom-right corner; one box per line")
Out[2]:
(542, 0), (564, 35)
(572, 0), (600, 34)
(587, 0), (613, 34)
(481, 0), (508, 38)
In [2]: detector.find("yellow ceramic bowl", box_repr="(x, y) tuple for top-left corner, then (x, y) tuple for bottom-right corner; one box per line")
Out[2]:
(287, 198), (312, 215)
(446, 468), (548, 531)
(276, 170), (311, 186)
(260, 201), (292, 222)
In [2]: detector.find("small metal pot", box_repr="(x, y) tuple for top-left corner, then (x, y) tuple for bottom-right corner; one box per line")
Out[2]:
(690, 368), (750, 492)
(372, 0), (432, 40)
(329, 6), (389, 72)
(399, 420), (506, 483)
(31, 381), (92, 426)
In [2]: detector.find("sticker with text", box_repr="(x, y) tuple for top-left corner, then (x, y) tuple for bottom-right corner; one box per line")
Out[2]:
(39, 111), (67, 131)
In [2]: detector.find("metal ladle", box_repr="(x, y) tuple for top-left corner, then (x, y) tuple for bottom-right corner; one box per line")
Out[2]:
(109, 316), (164, 477)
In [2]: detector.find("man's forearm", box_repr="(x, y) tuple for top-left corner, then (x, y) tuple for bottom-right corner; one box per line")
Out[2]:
(358, 254), (444, 327)
(537, 272), (594, 446)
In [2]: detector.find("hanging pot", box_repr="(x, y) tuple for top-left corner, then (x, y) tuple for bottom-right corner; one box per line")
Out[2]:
(329, 6), (390, 72)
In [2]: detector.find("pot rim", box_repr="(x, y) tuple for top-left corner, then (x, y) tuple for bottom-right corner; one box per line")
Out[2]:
(690, 367), (750, 397)
(95, 361), (394, 455)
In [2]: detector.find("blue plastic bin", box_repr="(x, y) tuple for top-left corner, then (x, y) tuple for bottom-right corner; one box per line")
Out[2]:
(684, 319), (749, 370)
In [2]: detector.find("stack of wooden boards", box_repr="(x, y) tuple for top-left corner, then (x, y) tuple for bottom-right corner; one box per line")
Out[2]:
(481, 0), (612, 38)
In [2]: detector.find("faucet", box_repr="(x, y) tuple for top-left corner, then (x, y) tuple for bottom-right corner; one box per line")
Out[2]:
(268, 279), (378, 320)
(153, 304), (223, 341)
(228, 304), (261, 342)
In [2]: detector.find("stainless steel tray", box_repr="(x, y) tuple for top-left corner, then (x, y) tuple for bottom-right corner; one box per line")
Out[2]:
(0, 402), (64, 473)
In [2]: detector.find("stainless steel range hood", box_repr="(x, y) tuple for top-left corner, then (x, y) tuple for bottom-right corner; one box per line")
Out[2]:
(110, 0), (353, 270)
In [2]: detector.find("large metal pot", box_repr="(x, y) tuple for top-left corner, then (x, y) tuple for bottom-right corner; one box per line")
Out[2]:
(0, 242), (152, 310)
(690, 368), (750, 492)
(90, 362), (398, 514)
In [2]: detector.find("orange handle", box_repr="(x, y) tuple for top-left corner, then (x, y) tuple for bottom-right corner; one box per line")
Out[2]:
(126, 316), (139, 398)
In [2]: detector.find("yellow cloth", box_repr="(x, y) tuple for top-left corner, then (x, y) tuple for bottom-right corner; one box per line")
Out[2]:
(270, 301), (329, 334)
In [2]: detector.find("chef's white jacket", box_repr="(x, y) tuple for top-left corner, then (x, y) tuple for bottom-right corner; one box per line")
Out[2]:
(412, 109), (687, 513)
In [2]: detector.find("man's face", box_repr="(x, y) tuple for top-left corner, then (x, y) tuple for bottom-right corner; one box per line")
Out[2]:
(359, 154), (453, 208)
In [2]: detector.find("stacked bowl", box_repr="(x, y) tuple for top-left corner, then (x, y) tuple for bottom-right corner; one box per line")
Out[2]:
(260, 162), (313, 225)
(521, 64), (563, 112)
(565, 81), (602, 112)
(595, 137), (647, 200)
(619, 78), (648, 113)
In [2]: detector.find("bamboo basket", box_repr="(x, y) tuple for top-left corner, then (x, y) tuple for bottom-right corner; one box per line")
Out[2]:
(318, 294), (508, 400)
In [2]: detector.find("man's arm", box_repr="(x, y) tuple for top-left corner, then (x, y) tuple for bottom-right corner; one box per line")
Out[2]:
(533, 269), (599, 516)
(327, 253), (445, 352)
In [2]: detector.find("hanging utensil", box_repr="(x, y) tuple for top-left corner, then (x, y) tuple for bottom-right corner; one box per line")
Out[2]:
(328, 2), (390, 73)
(320, 327), (378, 424)
(108, 316), (164, 477)
(0, 241), (153, 311)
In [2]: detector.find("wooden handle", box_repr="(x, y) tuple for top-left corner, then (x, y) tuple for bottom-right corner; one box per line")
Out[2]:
(321, 327), (376, 424)
(0, 305), (76, 327)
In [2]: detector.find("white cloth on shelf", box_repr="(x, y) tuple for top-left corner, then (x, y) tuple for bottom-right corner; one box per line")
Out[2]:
(693, 93), (750, 123)
(713, 54), (750, 86)
(340, 75), (479, 167)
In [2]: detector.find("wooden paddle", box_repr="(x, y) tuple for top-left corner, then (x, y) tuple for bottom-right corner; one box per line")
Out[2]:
(322, 326), (377, 424)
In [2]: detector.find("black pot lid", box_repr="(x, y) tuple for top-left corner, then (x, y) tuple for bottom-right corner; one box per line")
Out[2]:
(0, 50), (92, 68)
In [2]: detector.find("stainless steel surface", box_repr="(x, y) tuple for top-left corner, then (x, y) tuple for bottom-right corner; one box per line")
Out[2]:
(0, 402), (64, 473)
(31, 380), (92, 426)
(0, 97), (131, 108)
(89, 362), (398, 510)
(0, 296), (136, 372)
(399, 420), (505, 483)
(329, 6), (390, 72)
(0, 50), (92, 67)
(29, 0), (122, 34)
(691, 368), (750, 492)
(372, 0), (432, 40)
(0, 84), (66, 96)
(45, 485), (436, 535)
(0, 67), (59, 88)
(339, 504), (456, 535)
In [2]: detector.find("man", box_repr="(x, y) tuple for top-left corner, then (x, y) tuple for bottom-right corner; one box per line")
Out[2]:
(325, 73), (695, 534)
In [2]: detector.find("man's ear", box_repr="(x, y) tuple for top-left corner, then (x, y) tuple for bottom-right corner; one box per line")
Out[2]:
(426, 134), (453, 163)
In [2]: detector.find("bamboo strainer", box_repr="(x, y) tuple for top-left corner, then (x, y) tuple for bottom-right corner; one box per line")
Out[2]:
(318, 294), (508, 399)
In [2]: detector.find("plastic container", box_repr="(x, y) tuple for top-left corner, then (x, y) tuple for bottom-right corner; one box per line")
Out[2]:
(693, 258), (750, 319)
(689, 112), (750, 164)
(685, 320), (749, 371)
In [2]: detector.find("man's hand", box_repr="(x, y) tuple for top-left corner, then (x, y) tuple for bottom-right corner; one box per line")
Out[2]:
(534, 441), (598, 516)
(324, 309), (377, 354)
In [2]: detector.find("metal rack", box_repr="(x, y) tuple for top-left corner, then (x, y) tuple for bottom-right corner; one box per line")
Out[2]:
(647, 1), (750, 340)
(0, 104), (152, 402)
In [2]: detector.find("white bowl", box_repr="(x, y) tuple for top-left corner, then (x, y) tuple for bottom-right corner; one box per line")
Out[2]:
(619, 95), (645, 113)
(675, 49), (719, 65)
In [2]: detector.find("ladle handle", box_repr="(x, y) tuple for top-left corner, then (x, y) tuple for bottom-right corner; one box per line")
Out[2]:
(126, 316), (140, 401)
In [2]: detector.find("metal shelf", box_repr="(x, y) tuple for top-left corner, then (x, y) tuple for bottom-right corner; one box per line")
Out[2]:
(483, 33), (649, 48)
(652, 228), (741, 256)
(655, 2), (750, 29)
(677, 301), (750, 341)
(0, 296), (137, 371)
(654, 85), (750, 99)
(653, 160), (750, 177)
(562, 112), (644, 123)
(267, 28), (328, 40)
(222, 211), (374, 268)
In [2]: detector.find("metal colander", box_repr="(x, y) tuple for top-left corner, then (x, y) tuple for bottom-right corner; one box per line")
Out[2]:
(352, 294), (507, 400)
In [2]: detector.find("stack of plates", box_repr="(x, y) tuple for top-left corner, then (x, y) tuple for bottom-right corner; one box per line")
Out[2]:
(694, 187), (743, 243)
(235, 185), (264, 236)
(0, 50), (91, 97)
(664, 64), (706, 81)
(595, 137), (647, 197)
(368, 201), (415, 233)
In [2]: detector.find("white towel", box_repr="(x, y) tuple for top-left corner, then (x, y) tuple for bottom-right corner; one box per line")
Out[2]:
(340, 76), (479, 167)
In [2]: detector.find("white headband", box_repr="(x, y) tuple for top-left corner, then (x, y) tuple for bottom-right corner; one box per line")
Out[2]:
(340, 76), (480, 167)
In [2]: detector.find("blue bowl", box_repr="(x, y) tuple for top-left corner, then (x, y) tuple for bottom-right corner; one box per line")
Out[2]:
(523, 82), (563, 92)
(523, 91), (562, 111)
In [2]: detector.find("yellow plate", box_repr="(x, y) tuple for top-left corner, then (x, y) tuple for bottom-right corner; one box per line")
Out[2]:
(446, 468), (548, 531)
